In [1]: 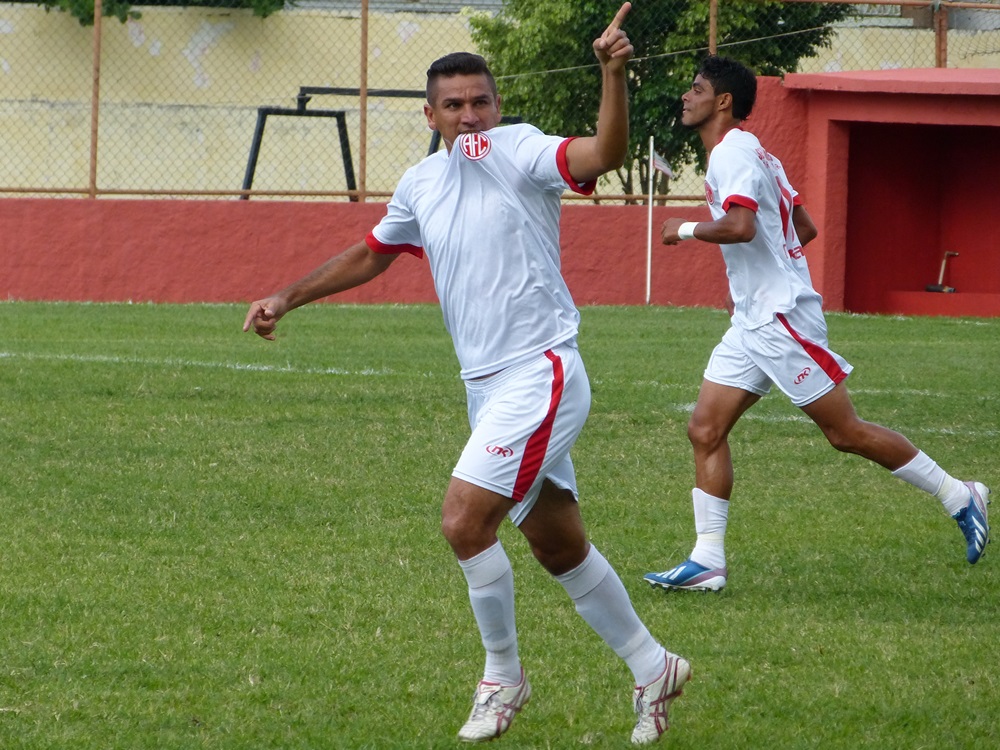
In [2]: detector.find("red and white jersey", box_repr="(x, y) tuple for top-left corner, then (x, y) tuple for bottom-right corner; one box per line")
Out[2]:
(366, 123), (596, 380)
(705, 128), (821, 330)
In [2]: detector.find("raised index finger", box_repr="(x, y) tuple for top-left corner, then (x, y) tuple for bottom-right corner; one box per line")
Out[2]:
(606, 2), (631, 33)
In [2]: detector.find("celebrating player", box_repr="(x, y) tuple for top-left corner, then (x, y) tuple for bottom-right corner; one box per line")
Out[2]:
(645, 55), (990, 593)
(245, 4), (690, 744)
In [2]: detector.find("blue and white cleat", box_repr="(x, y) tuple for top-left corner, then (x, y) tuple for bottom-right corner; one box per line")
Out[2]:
(644, 559), (727, 592)
(954, 481), (991, 565)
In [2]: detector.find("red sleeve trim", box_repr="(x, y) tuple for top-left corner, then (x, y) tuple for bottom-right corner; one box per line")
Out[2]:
(556, 137), (598, 196)
(793, 195), (804, 206)
(722, 194), (759, 213)
(365, 231), (424, 259)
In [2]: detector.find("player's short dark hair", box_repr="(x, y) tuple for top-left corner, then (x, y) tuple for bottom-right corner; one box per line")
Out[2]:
(426, 52), (498, 104)
(697, 55), (757, 121)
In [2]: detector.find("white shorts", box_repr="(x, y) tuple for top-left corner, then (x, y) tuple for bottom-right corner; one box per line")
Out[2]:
(453, 342), (590, 526)
(704, 301), (853, 407)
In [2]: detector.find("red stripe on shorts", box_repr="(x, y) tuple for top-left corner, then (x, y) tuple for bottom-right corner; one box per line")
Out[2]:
(511, 350), (564, 502)
(776, 313), (848, 385)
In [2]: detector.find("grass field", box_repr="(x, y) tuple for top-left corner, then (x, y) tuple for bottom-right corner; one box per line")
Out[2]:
(2, 301), (997, 749)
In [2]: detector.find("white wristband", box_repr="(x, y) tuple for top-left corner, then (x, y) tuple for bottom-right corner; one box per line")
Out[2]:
(677, 222), (698, 241)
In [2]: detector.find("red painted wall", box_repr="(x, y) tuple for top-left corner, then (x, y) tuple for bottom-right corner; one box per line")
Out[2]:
(4, 70), (999, 317)
(0, 198), (724, 307)
(786, 68), (1000, 317)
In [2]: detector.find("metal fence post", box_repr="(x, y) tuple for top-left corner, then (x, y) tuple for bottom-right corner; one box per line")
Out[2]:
(89, 0), (104, 199)
(935, 2), (949, 67)
(359, 0), (369, 202)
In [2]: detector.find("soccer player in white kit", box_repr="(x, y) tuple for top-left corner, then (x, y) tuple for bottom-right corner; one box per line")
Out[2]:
(645, 55), (990, 593)
(244, 5), (690, 744)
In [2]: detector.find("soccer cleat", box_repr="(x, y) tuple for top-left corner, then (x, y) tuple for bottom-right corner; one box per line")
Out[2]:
(631, 652), (692, 745)
(954, 481), (991, 564)
(457, 668), (531, 742)
(643, 558), (727, 591)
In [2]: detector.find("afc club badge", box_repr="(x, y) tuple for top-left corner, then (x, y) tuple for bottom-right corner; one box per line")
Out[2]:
(704, 181), (715, 205)
(460, 132), (492, 161)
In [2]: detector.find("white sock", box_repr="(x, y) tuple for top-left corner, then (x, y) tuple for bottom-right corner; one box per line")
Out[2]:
(458, 542), (521, 685)
(555, 545), (668, 686)
(891, 450), (969, 516)
(689, 488), (729, 570)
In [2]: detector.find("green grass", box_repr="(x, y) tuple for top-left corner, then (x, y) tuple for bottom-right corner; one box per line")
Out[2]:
(1, 302), (997, 749)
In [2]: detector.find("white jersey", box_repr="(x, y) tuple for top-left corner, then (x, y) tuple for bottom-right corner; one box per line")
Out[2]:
(367, 123), (595, 380)
(704, 128), (821, 330)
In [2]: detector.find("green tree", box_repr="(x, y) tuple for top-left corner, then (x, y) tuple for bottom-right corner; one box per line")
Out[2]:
(469, 0), (850, 198)
(35, 0), (286, 26)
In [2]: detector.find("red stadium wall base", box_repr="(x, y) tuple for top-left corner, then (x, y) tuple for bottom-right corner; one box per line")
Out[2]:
(0, 198), (725, 308)
(4, 72), (1000, 317)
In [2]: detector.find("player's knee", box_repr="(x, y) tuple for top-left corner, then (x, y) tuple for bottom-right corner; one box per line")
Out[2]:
(441, 499), (504, 559)
(821, 424), (862, 454)
(530, 539), (588, 577)
(440, 508), (472, 551)
(824, 432), (846, 452)
(688, 417), (724, 451)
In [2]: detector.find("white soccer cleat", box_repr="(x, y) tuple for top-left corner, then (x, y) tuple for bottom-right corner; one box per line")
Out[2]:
(457, 668), (531, 742)
(631, 652), (691, 745)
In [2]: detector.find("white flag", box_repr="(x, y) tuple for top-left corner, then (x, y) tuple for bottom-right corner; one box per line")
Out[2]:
(651, 150), (674, 179)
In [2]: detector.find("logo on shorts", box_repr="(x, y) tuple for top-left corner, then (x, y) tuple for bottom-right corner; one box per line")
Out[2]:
(460, 132), (492, 161)
(794, 367), (812, 385)
(486, 444), (514, 458)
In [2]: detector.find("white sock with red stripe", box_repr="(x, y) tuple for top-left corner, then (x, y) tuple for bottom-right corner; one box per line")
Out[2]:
(891, 450), (969, 516)
(458, 541), (521, 686)
(555, 545), (667, 686)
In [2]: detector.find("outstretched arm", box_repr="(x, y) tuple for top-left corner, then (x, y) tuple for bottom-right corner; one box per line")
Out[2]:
(243, 241), (398, 340)
(564, 2), (634, 183)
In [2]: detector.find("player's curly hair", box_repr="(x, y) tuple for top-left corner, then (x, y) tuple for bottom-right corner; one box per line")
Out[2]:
(426, 52), (498, 104)
(697, 55), (758, 121)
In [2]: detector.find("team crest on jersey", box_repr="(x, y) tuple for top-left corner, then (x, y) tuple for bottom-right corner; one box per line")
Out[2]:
(459, 132), (492, 161)
(704, 181), (715, 205)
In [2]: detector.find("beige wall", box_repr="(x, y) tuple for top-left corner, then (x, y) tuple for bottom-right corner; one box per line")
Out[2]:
(2, 4), (999, 196)
(0, 5), (475, 193)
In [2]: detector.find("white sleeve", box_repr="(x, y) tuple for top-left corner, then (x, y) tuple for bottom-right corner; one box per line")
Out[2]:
(370, 169), (423, 249)
(712, 143), (762, 212)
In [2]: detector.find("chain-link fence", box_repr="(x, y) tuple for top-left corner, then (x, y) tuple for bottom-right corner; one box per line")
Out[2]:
(1, 0), (997, 201)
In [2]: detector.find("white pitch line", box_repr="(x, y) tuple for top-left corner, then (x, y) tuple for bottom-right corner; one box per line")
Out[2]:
(0, 350), (393, 377)
(4, 352), (994, 437)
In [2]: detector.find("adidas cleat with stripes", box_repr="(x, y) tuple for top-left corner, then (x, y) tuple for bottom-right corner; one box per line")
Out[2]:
(954, 481), (991, 565)
(644, 558), (727, 592)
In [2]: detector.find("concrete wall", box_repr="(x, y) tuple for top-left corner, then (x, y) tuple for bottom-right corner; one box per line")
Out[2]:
(0, 198), (723, 307)
(4, 4), (1000, 196)
(4, 5), (999, 315)
(785, 68), (1000, 317)
(8, 72), (999, 317)
(0, 5), (475, 194)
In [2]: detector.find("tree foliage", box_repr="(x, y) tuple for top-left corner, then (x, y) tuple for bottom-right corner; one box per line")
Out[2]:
(469, 0), (850, 196)
(34, 0), (286, 26)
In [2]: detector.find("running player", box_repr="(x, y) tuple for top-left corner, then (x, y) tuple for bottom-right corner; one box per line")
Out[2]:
(245, 5), (690, 744)
(645, 55), (990, 593)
